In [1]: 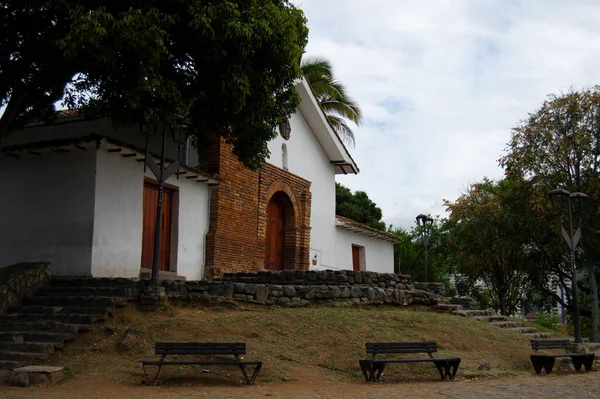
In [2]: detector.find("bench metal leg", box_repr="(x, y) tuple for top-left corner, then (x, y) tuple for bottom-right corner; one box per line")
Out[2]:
(571, 355), (595, 372)
(583, 354), (595, 372)
(433, 360), (460, 380)
(142, 354), (166, 384)
(530, 355), (555, 374)
(142, 364), (163, 384)
(238, 362), (262, 385)
(359, 360), (385, 382)
(359, 360), (373, 382)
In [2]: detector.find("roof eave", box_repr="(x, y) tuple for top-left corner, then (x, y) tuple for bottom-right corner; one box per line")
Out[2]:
(296, 78), (359, 175)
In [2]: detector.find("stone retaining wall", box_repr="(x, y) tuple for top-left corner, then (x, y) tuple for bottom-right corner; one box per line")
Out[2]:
(0, 262), (51, 313)
(159, 270), (445, 307)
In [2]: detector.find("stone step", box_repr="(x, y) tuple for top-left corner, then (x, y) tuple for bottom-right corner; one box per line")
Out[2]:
(526, 332), (556, 339)
(491, 321), (524, 328)
(0, 350), (50, 362)
(472, 315), (507, 322)
(0, 321), (79, 335)
(50, 277), (140, 294)
(0, 341), (58, 353)
(0, 331), (75, 343)
(430, 304), (463, 313)
(24, 296), (126, 308)
(0, 312), (98, 325)
(0, 360), (26, 370)
(454, 309), (496, 317)
(38, 286), (130, 298)
(10, 306), (112, 320)
(509, 327), (537, 334)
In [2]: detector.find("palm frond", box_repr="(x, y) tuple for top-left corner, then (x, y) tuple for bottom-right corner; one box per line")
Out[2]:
(321, 97), (363, 125)
(302, 55), (363, 143)
(301, 56), (333, 79)
(327, 114), (355, 147)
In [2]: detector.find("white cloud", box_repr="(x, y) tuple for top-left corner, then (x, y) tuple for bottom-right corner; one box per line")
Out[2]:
(299, 0), (600, 229)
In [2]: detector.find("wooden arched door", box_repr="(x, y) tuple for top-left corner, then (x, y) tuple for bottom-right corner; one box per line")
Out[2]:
(265, 194), (285, 270)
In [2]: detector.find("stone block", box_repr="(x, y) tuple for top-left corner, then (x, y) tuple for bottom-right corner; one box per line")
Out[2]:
(282, 286), (296, 297)
(234, 283), (245, 294)
(223, 283), (235, 298)
(367, 287), (376, 301)
(208, 283), (224, 296)
(353, 271), (363, 284)
(277, 297), (290, 306)
(12, 366), (64, 386)
(255, 285), (269, 302)
(244, 284), (258, 295)
(350, 286), (363, 298)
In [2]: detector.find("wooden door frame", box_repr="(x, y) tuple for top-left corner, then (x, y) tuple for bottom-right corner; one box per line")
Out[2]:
(142, 178), (179, 272)
(352, 244), (365, 272)
(265, 194), (285, 271)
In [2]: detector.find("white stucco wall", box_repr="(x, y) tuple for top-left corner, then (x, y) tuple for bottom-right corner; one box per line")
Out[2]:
(334, 229), (395, 273)
(0, 151), (97, 276)
(90, 149), (144, 277)
(155, 171), (210, 281)
(267, 111), (338, 269)
(91, 146), (210, 280)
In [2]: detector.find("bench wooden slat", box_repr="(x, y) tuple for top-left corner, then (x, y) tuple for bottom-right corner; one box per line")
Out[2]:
(155, 342), (247, 355)
(143, 342), (261, 385)
(154, 350), (247, 355)
(143, 360), (261, 366)
(366, 342), (438, 354)
(360, 341), (460, 382)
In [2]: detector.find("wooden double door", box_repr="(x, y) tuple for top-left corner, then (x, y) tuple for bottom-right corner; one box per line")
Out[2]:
(265, 194), (286, 271)
(141, 180), (174, 271)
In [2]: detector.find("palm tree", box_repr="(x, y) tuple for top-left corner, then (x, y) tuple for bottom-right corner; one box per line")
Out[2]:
(301, 56), (363, 147)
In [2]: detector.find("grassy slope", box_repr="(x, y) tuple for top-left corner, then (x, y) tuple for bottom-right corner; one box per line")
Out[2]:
(39, 303), (562, 386)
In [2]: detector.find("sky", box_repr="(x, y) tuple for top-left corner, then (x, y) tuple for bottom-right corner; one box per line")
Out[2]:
(297, 0), (600, 230)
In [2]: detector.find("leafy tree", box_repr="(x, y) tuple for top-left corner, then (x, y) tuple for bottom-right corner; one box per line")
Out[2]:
(1, 0), (308, 170)
(444, 177), (540, 316)
(301, 56), (362, 146)
(500, 87), (600, 340)
(335, 183), (385, 230)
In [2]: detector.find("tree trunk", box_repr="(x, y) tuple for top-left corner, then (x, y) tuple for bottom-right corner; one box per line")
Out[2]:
(586, 258), (600, 342)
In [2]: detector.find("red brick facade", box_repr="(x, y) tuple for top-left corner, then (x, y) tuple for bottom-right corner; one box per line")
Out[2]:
(202, 137), (312, 278)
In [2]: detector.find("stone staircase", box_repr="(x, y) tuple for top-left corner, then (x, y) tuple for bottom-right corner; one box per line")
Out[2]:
(0, 277), (134, 370)
(431, 304), (555, 339)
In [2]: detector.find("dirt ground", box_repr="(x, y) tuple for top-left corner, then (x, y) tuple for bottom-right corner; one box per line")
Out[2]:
(2, 368), (599, 399)
(0, 303), (595, 398)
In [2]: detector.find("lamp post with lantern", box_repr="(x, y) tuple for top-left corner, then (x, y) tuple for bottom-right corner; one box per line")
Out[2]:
(548, 188), (588, 343)
(416, 214), (434, 282)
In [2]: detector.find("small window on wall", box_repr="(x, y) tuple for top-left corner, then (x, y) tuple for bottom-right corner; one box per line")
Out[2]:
(352, 245), (365, 271)
(282, 143), (288, 170)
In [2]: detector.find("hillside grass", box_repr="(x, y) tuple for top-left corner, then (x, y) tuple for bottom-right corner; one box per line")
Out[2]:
(37, 302), (566, 386)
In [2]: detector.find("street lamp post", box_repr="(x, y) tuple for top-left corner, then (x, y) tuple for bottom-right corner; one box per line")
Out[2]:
(549, 188), (588, 344)
(416, 214), (434, 282)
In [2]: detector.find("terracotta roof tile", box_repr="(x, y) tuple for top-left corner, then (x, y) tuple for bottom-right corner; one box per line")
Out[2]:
(335, 215), (402, 243)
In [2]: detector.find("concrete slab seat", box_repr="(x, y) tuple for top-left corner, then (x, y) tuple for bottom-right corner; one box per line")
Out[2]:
(530, 339), (595, 374)
(359, 342), (461, 382)
(141, 342), (262, 385)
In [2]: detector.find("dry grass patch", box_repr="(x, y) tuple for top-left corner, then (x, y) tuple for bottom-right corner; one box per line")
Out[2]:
(35, 302), (562, 386)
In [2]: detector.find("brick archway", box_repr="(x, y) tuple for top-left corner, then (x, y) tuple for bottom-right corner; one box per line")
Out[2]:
(264, 180), (300, 226)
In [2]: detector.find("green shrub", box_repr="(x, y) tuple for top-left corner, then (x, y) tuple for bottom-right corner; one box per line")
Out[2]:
(535, 313), (561, 330)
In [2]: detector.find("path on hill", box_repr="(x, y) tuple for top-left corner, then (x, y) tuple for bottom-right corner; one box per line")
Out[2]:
(2, 371), (599, 399)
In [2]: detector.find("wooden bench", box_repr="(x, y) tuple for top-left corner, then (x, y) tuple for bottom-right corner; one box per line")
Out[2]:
(141, 342), (262, 385)
(530, 339), (595, 374)
(359, 342), (461, 382)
